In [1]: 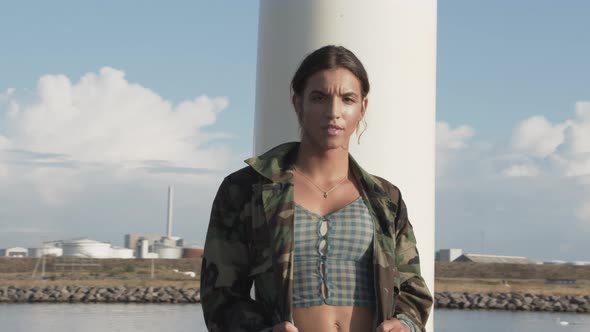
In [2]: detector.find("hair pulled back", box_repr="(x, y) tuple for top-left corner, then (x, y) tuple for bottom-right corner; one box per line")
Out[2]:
(291, 45), (370, 98)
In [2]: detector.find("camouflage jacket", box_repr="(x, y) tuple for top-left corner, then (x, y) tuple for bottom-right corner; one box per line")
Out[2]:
(200, 142), (432, 331)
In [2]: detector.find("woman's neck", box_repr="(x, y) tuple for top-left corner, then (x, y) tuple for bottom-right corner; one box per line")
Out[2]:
(295, 139), (350, 182)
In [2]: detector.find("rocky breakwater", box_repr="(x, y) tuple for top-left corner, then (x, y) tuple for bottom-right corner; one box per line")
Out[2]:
(0, 286), (200, 303)
(435, 292), (590, 313)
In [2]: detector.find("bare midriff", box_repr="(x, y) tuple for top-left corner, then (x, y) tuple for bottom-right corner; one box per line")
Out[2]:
(293, 305), (374, 332)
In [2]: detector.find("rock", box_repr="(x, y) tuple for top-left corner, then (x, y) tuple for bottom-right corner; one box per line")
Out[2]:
(437, 297), (450, 308)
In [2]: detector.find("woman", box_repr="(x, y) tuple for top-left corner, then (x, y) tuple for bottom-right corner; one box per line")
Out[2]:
(201, 45), (432, 332)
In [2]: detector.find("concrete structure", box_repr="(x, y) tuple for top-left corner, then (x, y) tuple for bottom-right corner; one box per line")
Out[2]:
(1, 247), (28, 257)
(125, 233), (162, 250)
(110, 246), (134, 259)
(63, 239), (135, 259)
(436, 249), (463, 262)
(154, 244), (183, 259)
(157, 185), (184, 259)
(454, 254), (531, 264)
(182, 248), (203, 258)
(62, 239), (112, 258)
(167, 186), (173, 238)
(28, 241), (63, 257)
(572, 261), (590, 266)
(542, 260), (590, 266)
(28, 246), (63, 257)
(153, 237), (183, 259)
(542, 260), (567, 265)
(255, 2), (437, 329)
(137, 239), (158, 259)
(182, 245), (204, 258)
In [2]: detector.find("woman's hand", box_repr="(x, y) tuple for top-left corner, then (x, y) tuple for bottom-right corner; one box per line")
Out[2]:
(376, 318), (411, 332)
(272, 321), (299, 332)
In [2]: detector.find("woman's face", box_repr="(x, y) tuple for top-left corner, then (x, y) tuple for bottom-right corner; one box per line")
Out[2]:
(293, 67), (367, 151)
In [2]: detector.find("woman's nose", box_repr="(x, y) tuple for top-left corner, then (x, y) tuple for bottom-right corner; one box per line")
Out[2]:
(326, 98), (342, 118)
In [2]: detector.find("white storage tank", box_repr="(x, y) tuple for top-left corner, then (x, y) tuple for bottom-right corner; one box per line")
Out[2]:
(2, 247), (28, 257)
(28, 246), (63, 257)
(153, 242), (183, 259)
(110, 246), (134, 259)
(573, 261), (590, 266)
(62, 239), (111, 258)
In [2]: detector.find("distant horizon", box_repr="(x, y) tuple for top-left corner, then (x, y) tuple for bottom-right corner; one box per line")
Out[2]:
(2, 236), (587, 264)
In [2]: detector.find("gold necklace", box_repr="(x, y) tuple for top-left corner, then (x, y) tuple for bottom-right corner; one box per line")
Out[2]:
(293, 167), (349, 198)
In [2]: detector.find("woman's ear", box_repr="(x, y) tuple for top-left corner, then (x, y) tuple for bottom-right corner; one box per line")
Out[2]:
(361, 96), (368, 117)
(292, 94), (303, 125)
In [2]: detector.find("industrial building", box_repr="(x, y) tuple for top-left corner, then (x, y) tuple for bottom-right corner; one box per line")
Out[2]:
(182, 244), (204, 258)
(28, 246), (63, 257)
(136, 238), (158, 259)
(129, 186), (190, 259)
(60, 238), (133, 259)
(110, 246), (134, 259)
(124, 233), (163, 251)
(454, 254), (531, 264)
(542, 260), (590, 266)
(0, 247), (28, 257)
(436, 249), (463, 262)
(62, 239), (111, 258)
(2, 186), (199, 260)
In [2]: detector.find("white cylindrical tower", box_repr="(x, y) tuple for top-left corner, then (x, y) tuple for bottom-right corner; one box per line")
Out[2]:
(139, 239), (149, 258)
(62, 239), (111, 258)
(167, 186), (173, 238)
(255, 1), (436, 330)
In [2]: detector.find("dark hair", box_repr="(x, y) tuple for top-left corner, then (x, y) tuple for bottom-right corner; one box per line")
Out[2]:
(291, 45), (370, 98)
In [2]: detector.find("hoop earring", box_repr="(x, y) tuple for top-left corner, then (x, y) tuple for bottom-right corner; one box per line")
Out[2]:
(356, 118), (367, 144)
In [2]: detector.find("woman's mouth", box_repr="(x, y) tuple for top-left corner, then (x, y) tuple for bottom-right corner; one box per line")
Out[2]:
(324, 125), (343, 135)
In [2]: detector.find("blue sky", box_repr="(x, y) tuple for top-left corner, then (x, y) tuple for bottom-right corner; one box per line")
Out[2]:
(1, 1), (589, 261)
(438, 0), (590, 138)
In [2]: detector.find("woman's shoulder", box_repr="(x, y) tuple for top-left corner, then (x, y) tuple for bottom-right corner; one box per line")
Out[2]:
(223, 165), (260, 185)
(216, 166), (261, 198)
(213, 166), (260, 210)
(365, 173), (402, 203)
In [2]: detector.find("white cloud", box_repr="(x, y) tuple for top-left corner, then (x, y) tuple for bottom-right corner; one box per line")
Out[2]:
(512, 115), (567, 157)
(0, 135), (10, 178)
(502, 164), (541, 177)
(509, 102), (590, 178)
(0, 67), (233, 205)
(0, 88), (16, 100)
(507, 102), (590, 224)
(436, 121), (475, 150)
(434, 114), (590, 259)
(436, 121), (475, 180)
(569, 102), (590, 153)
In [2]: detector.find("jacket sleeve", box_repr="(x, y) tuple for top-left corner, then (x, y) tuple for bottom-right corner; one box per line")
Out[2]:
(393, 194), (433, 332)
(200, 177), (273, 332)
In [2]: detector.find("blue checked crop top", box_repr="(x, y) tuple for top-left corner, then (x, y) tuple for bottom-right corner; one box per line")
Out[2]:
(292, 196), (376, 308)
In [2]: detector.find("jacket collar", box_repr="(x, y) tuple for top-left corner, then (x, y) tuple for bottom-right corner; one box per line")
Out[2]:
(245, 142), (391, 199)
(245, 142), (298, 183)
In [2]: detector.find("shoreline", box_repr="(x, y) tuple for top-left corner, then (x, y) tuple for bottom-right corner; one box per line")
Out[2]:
(2, 260), (589, 313)
(0, 285), (200, 304)
(2, 285), (589, 314)
(435, 291), (590, 313)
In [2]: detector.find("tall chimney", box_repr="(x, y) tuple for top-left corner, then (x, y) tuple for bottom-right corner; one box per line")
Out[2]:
(167, 186), (173, 238)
